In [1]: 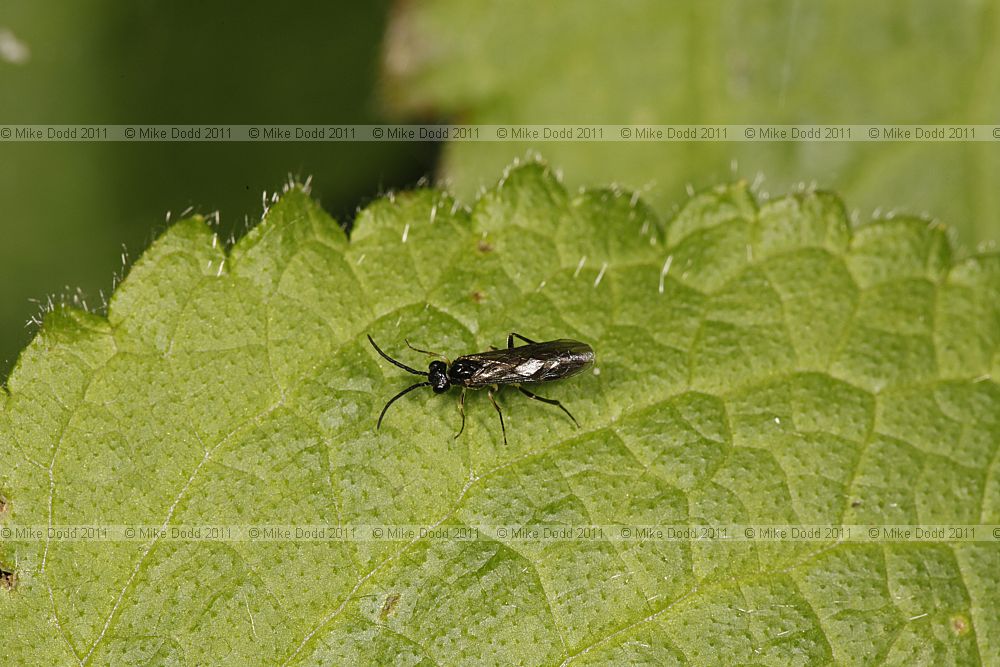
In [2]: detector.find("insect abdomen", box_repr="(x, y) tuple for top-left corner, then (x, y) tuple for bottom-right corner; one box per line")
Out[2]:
(455, 340), (594, 387)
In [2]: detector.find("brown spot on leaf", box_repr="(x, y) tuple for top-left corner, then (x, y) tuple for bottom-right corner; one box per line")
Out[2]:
(477, 239), (494, 253)
(850, 499), (862, 508)
(471, 290), (486, 304)
(950, 614), (970, 636)
(380, 592), (400, 620)
(0, 568), (15, 591)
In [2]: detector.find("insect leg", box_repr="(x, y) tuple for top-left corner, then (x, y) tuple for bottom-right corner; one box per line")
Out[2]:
(404, 339), (447, 361)
(507, 332), (538, 348)
(518, 387), (579, 427)
(454, 388), (467, 439)
(488, 388), (507, 446)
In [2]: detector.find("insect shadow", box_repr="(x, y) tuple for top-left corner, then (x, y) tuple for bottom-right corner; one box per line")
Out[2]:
(367, 333), (595, 445)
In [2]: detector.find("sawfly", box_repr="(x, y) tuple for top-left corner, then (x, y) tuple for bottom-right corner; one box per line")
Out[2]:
(367, 333), (594, 445)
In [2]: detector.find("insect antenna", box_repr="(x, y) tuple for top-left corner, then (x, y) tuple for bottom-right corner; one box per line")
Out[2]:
(377, 381), (431, 428)
(367, 334), (428, 376)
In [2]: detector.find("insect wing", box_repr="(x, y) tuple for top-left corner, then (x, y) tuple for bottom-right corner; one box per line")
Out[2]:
(457, 339), (594, 386)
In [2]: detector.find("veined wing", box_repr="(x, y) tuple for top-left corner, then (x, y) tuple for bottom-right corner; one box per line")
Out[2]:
(452, 339), (594, 387)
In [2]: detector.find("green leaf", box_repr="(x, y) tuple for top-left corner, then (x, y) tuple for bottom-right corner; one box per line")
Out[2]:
(3, 164), (1000, 664)
(382, 0), (1000, 248)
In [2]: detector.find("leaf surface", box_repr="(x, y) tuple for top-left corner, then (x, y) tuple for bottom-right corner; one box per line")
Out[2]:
(2, 165), (999, 664)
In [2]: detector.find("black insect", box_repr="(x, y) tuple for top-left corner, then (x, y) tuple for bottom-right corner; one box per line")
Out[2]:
(367, 333), (595, 445)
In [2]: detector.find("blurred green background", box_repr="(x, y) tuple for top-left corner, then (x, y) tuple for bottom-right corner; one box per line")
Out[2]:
(3, 0), (999, 380)
(1, 0), (440, 377)
(381, 0), (1000, 249)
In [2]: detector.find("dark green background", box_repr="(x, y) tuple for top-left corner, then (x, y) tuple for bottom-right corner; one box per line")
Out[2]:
(1, 1), (438, 378)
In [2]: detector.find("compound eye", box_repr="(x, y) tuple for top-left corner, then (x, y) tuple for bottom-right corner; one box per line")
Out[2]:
(427, 362), (450, 393)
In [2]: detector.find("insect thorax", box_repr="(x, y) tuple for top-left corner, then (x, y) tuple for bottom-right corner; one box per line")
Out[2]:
(447, 358), (479, 384)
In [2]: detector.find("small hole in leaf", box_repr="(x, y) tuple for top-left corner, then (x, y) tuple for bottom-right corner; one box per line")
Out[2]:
(379, 592), (400, 620)
(0, 567), (16, 591)
(950, 614), (970, 636)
